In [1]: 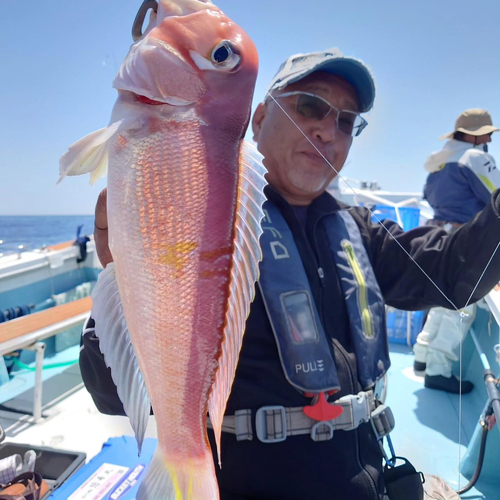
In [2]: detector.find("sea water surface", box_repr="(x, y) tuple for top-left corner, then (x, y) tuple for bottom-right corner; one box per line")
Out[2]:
(0, 216), (95, 253)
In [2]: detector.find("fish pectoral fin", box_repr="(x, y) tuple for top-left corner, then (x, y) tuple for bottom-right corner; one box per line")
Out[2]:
(58, 119), (125, 185)
(137, 448), (218, 500)
(91, 262), (151, 453)
(208, 140), (268, 465)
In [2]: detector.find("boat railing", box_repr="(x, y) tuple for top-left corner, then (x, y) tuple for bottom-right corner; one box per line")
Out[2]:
(480, 290), (500, 431)
(0, 242), (32, 261)
(0, 296), (92, 421)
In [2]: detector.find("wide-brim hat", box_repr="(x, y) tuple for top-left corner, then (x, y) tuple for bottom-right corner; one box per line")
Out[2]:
(267, 48), (376, 113)
(440, 108), (499, 140)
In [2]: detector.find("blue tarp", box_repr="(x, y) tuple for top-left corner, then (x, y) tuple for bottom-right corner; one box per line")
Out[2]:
(371, 205), (421, 232)
(49, 436), (157, 500)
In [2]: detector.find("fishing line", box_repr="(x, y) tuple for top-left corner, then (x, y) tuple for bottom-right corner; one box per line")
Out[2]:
(267, 91), (500, 490)
(267, 92), (458, 310)
(457, 315), (463, 491)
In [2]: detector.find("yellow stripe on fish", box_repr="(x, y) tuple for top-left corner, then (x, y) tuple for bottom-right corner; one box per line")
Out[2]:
(157, 241), (199, 270)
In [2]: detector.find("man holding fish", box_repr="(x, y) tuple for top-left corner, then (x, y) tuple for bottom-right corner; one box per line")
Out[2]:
(68, 1), (500, 499)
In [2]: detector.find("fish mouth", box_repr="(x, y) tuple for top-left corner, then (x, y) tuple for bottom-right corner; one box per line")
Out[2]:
(117, 89), (194, 107)
(129, 91), (194, 107)
(134, 93), (165, 106)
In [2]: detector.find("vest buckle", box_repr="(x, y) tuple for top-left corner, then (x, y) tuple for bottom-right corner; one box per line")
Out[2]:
(255, 406), (287, 443)
(311, 421), (335, 441)
(371, 404), (396, 439)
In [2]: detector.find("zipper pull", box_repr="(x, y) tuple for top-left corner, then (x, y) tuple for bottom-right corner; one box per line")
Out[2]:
(317, 267), (325, 286)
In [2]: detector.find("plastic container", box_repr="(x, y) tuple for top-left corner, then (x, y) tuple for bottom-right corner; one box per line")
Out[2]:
(371, 205), (421, 231)
(50, 436), (157, 500)
(386, 307), (426, 346)
(0, 442), (86, 499)
(372, 205), (426, 345)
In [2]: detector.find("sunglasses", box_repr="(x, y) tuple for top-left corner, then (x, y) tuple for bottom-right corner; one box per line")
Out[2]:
(273, 91), (368, 137)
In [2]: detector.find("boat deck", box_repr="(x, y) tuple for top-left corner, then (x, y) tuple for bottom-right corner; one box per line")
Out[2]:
(386, 343), (498, 499)
(0, 345), (157, 460)
(0, 341), (497, 498)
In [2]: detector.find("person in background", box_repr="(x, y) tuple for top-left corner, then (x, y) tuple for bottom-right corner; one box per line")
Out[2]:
(414, 109), (500, 394)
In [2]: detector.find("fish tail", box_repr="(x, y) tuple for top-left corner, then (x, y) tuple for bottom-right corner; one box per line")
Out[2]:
(137, 447), (219, 500)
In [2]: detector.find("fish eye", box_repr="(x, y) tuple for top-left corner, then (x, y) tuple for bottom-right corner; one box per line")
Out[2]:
(213, 45), (230, 64)
(211, 41), (240, 70)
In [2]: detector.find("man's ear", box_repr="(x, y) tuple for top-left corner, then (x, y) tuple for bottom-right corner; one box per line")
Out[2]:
(252, 103), (267, 142)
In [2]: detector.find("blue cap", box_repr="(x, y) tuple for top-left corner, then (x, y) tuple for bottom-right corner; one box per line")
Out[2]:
(267, 47), (376, 113)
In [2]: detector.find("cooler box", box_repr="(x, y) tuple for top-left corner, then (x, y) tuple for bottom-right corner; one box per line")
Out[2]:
(372, 205), (426, 346)
(386, 307), (426, 346)
(371, 205), (421, 232)
(0, 442), (86, 499)
(49, 436), (157, 500)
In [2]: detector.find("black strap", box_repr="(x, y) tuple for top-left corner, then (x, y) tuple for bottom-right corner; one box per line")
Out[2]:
(384, 457), (424, 500)
(0, 472), (43, 500)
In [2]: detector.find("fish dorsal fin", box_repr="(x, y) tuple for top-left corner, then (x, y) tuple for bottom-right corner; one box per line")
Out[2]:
(208, 141), (268, 464)
(58, 119), (125, 185)
(91, 262), (151, 453)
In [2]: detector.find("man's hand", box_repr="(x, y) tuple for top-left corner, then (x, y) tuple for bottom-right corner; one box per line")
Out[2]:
(94, 188), (113, 268)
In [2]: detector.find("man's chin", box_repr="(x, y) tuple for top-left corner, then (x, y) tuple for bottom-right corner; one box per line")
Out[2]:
(288, 169), (332, 190)
(289, 178), (330, 196)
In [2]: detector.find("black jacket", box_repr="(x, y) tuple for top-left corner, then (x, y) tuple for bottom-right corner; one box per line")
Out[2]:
(80, 187), (500, 500)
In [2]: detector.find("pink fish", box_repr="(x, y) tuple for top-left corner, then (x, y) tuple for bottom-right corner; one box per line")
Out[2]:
(59, 0), (266, 498)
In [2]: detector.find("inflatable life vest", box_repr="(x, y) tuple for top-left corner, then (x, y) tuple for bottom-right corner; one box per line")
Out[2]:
(258, 201), (390, 394)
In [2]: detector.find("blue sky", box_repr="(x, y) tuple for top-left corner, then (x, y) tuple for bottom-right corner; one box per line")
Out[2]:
(1, 0), (500, 215)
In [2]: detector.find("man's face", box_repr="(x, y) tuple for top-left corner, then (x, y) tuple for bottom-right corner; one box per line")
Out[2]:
(462, 132), (493, 145)
(252, 72), (359, 205)
(476, 133), (493, 145)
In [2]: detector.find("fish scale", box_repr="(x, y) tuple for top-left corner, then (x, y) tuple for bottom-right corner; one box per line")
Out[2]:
(109, 123), (236, 460)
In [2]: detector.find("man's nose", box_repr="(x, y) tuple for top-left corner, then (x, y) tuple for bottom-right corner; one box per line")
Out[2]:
(312, 115), (339, 144)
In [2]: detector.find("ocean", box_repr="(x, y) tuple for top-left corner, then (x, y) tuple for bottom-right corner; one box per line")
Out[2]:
(0, 216), (95, 253)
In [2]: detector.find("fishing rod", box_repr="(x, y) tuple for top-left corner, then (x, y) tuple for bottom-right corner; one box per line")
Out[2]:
(469, 327), (500, 433)
(455, 327), (500, 494)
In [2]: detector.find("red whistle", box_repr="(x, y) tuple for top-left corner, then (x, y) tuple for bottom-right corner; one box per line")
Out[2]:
(303, 392), (344, 422)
